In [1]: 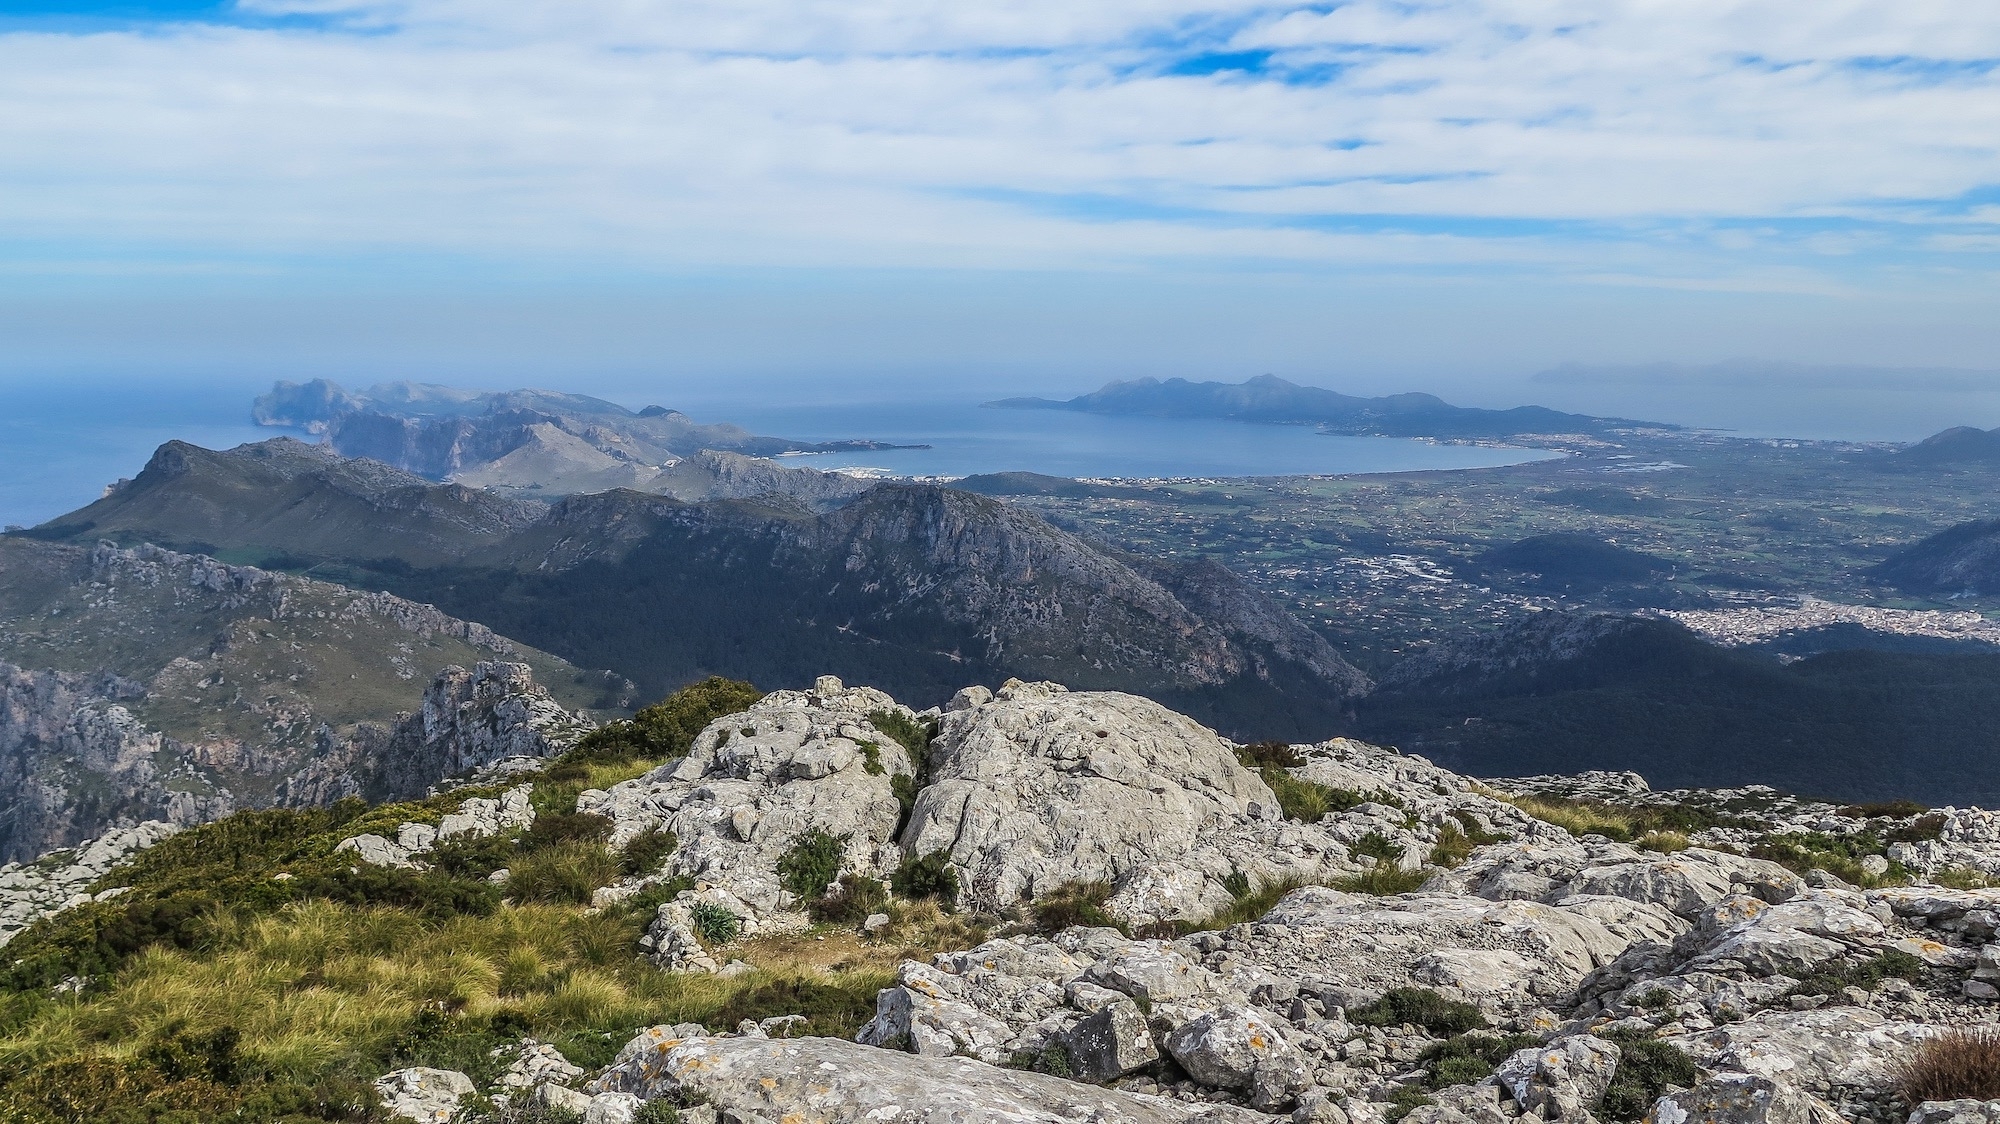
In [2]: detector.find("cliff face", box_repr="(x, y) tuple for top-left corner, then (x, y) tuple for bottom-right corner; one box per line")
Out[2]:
(0, 537), (609, 860)
(0, 657), (589, 862)
(0, 662), (227, 863)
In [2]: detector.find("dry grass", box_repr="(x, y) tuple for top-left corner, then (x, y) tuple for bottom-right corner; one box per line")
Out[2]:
(1507, 795), (1642, 840)
(1893, 1025), (2000, 1104)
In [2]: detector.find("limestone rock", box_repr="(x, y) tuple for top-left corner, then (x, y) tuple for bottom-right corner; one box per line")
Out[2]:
(1908, 1102), (2000, 1124)
(590, 1032), (1273, 1123)
(900, 682), (1276, 917)
(1162, 1005), (1313, 1110)
(0, 820), (180, 947)
(578, 679), (918, 925)
(373, 1067), (475, 1123)
(1666, 1007), (1933, 1099)
(1645, 1072), (1846, 1124)
(1063, 999), (1160, 1081)
(1491, 1034), (1620, 1119)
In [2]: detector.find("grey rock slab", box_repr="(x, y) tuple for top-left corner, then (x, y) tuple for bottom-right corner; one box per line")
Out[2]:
(1665, 1007), (1934, 1096)
(1491, 1035), (1620, 1119)
(1909, 1102), (2000, 1124)
(373, 1067), (475, 1123)
(1161, 1005), (1312, 1111)
(578, 679), (917, 925)
(592, 1032), (1275, 1122)
(1645, 1072), (1845, 1124)
(901, 682), (1276, 920)
(1064, 999), (1161, 1082)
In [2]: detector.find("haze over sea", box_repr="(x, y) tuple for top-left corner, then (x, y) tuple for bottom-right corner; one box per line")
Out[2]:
(0, 378), (1556, 530)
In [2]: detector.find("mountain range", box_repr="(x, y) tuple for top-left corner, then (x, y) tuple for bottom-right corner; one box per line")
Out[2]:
(989, 374), (1661, 438)
(24, 438), (1371, 740)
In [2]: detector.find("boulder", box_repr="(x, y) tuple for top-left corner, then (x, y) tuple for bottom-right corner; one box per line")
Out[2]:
(1242, 888), (1630, 1015)
(1666, 1007), (1934, 1098)
(1491, 1034), (1620, 1119)
(1161, 1006), (1312, 1110)
(1062, 999), (1160, 1081)
(590, 1032), (1274, 1122)
(578, 678), (917, 923)
(1909, 1102), (2000, 1124)
(373, 1067), (475, 1123)
(1646, 1072), (1845, 1124)
(899, 682), (1277, 918)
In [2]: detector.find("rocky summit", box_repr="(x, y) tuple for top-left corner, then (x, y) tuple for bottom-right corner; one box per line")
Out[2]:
(5, 674), (1998, 1124)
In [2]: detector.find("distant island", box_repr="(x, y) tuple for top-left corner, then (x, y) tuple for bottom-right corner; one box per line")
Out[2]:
(250, 378), (922, 497)
(988, 374), (1667, 439)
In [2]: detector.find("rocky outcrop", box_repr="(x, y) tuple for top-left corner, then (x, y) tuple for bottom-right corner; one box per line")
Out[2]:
(580, 678), (919, 949)
(336, 784), (536, 869)
(286, 662), (593, 805)
(588, 1031), (1273, 1123)
(0, 820), (179, 947)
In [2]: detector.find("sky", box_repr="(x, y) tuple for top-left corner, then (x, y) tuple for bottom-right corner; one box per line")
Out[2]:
(3, 1), (1999, 416)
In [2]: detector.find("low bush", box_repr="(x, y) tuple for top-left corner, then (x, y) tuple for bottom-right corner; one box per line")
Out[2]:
(866, 709), (936, 773)
(1354, 832), (1405, 863)
(1936, 866), (1997, 889)
(1234, 741), (1303, 769)
(1634, 830), (1689, 853)
(1888, 813), (1950, 844)
(776, 830), (849, 900)
(1789, 949), (1926, 998)
(1422, 1032), (1538, 1088)
(1348, 987), (1486, 1036)
(1335, 865), (1430, 895)
(1748, 830), (1906, 888)
(544, 678), (763, 783)
(1893, 1025), (2000, 1104)
(1428, 825), (1474, 868)
(1598, 1030), (1703, 1120)
(1841, 800), (1929, 820)
(618, 830), (678, 877)
(704, 974), (894, 1039)
(810, 875), (891, 927)
(891, 850), (959, 906)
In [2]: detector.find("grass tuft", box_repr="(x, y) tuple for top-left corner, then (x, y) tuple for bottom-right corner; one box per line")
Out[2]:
(1893, 1025), (2000, 1104)
(1348, 987), (1486, 1036)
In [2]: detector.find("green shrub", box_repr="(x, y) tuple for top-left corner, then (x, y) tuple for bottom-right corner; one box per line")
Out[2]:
(615, 875), (696, 921)
(689, 901), (739, 945)
(1234, 741), (1303, 769)
(705, 975), (892, 1039)
(777, 830), (849, 900)
(866, 709), (936, 772)
(1937, 866), (1997, 889)
(1032, 881), (1119, 934)
(1888, 813), (1949, 844)
(1749, 831), (1906, 888)
(546, 678), (763, 782)
(810, 875), (891, 926)
(890, 774), (920, 832)
(633, 1103), (682, 1124)
(891, 850), (959, 905)
(860, 742), (885, 775)
(1450, 810), (1508, 845)
(618, 830), (678, 877)
(1599, 1030), (1701, 1121)
(1384, 1085), (1434, 1123)
(1348, 988), (1487, 1036)
(1422, 1032), (1538, 1088)
(1354, 832), (1404, 863)
(1335, 864), (1430, 895)
(1789, 949), (1926, 997)
(1841, 800), (1929, 820)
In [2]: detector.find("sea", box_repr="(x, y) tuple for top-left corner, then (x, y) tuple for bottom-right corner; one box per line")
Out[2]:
(0, 378), (1557, 529)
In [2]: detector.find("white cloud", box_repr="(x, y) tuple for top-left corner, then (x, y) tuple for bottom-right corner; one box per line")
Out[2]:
(0, 0), (1996, 281)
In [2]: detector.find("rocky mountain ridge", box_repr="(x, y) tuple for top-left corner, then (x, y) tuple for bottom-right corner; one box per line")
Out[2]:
(252, 377), (908, 488)
(990, 375), (1659, 439)
(31, 439), (1370, 736)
